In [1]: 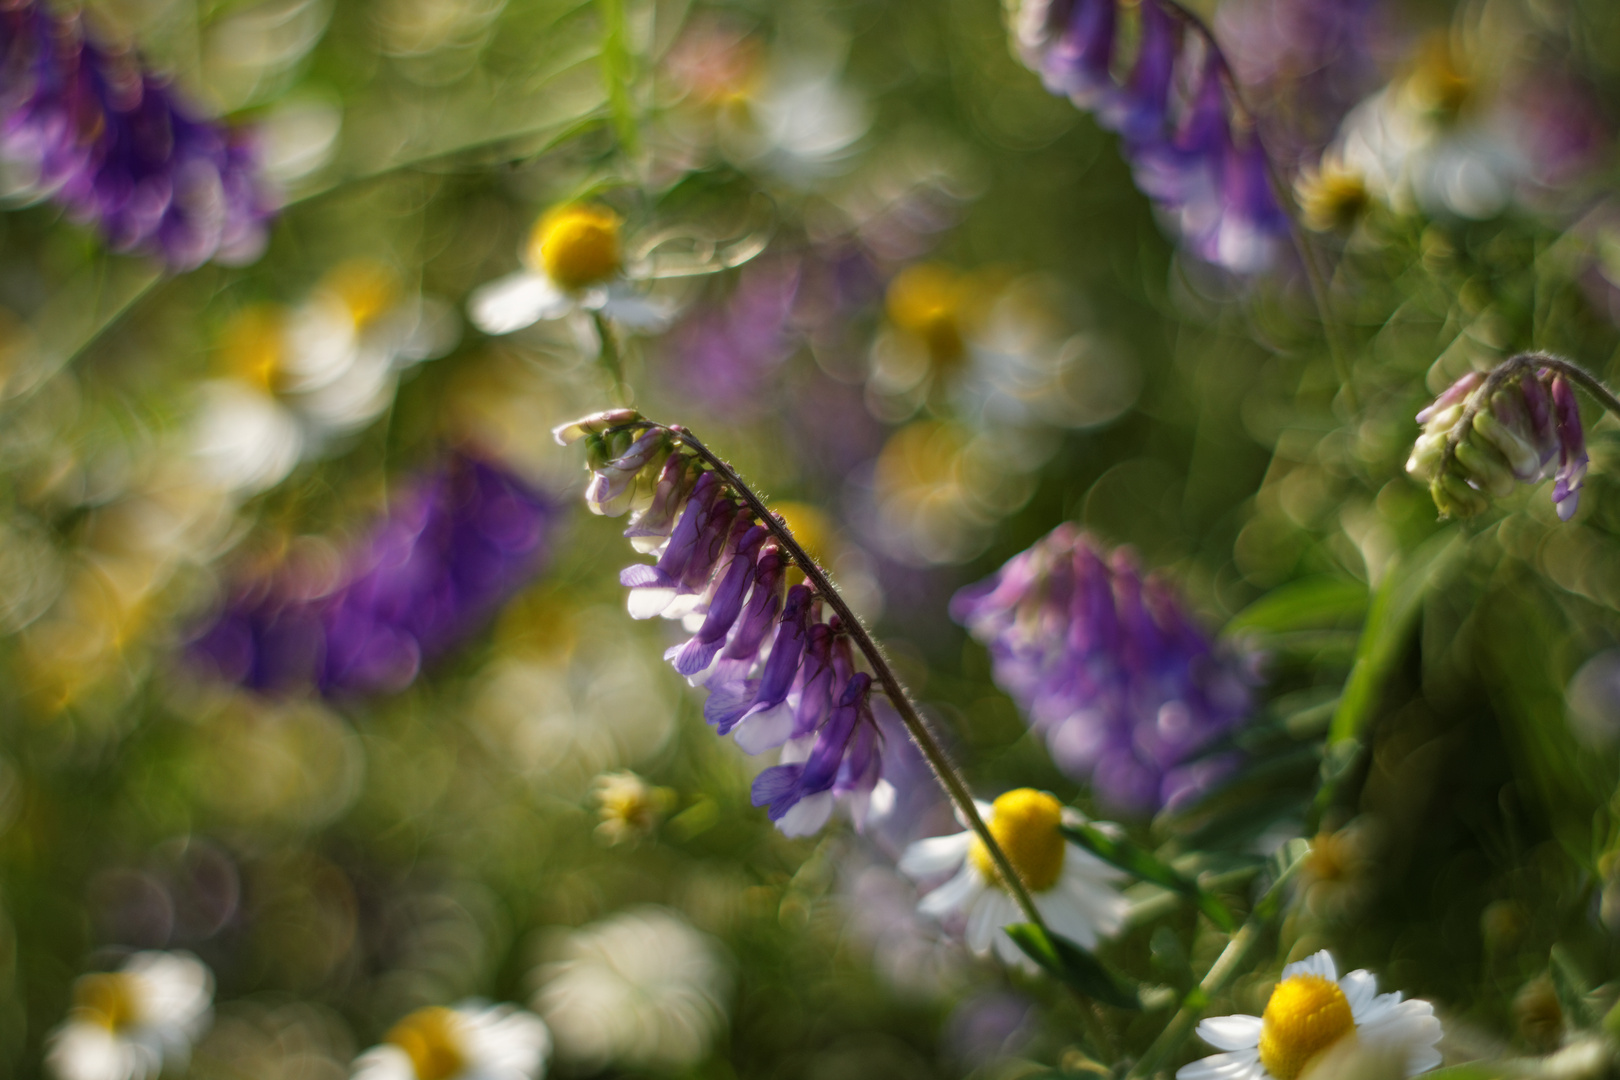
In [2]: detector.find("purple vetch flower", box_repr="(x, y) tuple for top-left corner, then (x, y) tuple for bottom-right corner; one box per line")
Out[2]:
(1407, 358), (1589, 521)
(190, 451), (555, 696)
(951, 524), (1254, 813)
(0, 1), (275, 269)
(1012, 0), (1289, 272)
(557, 411), (890, 837)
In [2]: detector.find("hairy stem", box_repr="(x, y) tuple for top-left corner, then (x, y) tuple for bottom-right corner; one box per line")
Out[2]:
(663, 425), (1054, 939)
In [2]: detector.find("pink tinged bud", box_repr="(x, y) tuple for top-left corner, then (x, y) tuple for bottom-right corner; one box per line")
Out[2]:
(553, 409), (644, 446)
(625, 455), (699, 553)
(1552, 375), (1588, 520)
(585, 430), (669, 516)
(1415, 371), (1484, 426)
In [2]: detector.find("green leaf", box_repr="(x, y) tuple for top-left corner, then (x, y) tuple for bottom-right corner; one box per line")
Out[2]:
(1225, 577), (1369, 635)
(1060, 823), (1237, 931)
(1253, 837), (1313, 920)
(597, 0), (641, 156)
(1551, 946), (1599, 1030)
(1004, 923), (1141, 1009)
(1328, 529), (1460, 746)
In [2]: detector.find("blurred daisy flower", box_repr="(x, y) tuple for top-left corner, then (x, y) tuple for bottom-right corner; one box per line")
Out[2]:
(193, 259), (458, 495)
(47, 951), (214, 1080)
(1177, 951), (1442, 1080)
(351, 1002), (550, 1080)
(533, 906), (729, 1072)
(592, 770), (677, 845)
(468, 204), (673, 337)
(899, 788), (1128, 970)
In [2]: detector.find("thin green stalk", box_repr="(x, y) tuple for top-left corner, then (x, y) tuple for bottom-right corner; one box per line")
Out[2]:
(592, 313), (628, 403)
(1127, 841), (1311, 1079)
(662, 425), (1054, 940)
(597, 0), (640, 158)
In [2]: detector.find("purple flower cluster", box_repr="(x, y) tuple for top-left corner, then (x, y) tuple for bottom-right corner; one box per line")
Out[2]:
(0, 1), (274, 270)
(1012, 0), (1288, 272)
(558, 411), (886, 837)
(1407, 360), (1588, 521)
(951, 524), (1253, 813)
(192, 452), (554, 696)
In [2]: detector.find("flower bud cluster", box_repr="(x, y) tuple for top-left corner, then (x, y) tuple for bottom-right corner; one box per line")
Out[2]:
(1406, 364), (1587, 520)
(1, 1), (274, 269)
(557, 412), (887, 837)
(1013, 0), (1287, 272)
(951, 524), (1253, 813)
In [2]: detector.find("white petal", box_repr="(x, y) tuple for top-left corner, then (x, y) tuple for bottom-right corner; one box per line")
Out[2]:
(918, 864), (981, 920)
(1353, 990), (1409, 1027)
(1281, 950), (1337, 983)
(776, 792), (834, 837)
(965, 889), (1012, 954)
(468, 271), (570, 335)
(1339, 970), (1379, 1017)
(1177, 1048), (1265, 1080)
(599, 286), (674, 331)
(1196, 1015), (1263, 1052)
(897, 831), (973, 879)
(1036, 890), (1098, 950)
(730, 702), (794, 754)
(626, 587), (676, 620)
(351, 1045), (418, 1080)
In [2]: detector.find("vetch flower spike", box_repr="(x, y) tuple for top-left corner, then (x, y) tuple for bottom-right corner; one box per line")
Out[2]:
(555, 410), (1074, 965)
(1408, 352), (1613, 521)
(952, 524), (1255, 813)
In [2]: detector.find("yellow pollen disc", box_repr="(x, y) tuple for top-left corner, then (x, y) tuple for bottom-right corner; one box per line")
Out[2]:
(886, 263), (966, 368)
(323, 258), (399, 328)
(220, 304), (286, 391)
(386, 1006), (468, 1080)
(1258, 975), (1357, 1080)
(1297, 166), (1369, 233)
(73, 972), (141, 1032)
(528, 205), (623, 290)
(968, 788), (1066, 893)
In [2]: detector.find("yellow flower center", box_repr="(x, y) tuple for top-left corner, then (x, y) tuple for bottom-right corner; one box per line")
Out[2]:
(968, 788), (1066, 893)
(386, 1006), (468, 1080)
(73, 972), (141, 1032)
(886, 263), (966, 368)
(1297, 166), (1369, 233)
(323, 258), (399, 328)
(1258, 974), (1357, 1080)
(220, 304), (286, 391)
(528, 205), (623, 290)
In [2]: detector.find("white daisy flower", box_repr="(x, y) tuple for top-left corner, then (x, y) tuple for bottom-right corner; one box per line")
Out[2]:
(1177, 951), (1443, 1080)
(46, 950), (214, 1080)
(351, 1001), (550, 1080)
(898, 788), (1129, 970)
(468, 204), (673, 337)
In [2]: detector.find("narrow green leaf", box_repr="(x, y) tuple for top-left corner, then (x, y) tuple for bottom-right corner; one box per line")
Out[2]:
(597, 0), (641, 156)
(1004, 923), (1140, 1009)
(1061, 823), (1237, 931)
(1328, 529), (1460, 746)
(1225, 577), (1369, 635)
(1551, 946), (1599, 1030)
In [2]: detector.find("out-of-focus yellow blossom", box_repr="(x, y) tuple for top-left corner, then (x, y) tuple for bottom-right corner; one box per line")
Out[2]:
(592, 770), (676, 845)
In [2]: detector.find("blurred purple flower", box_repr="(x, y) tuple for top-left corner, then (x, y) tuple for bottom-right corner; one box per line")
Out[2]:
(192, 452), (555, 696)
(1214, 0), (1387, 168)
(559, 412), (888, 837)
(661, 259), (800, 417)
(951, 524), (1254, 813)
(1013, 0), (1288, 271)
(0, 0), (274, 269)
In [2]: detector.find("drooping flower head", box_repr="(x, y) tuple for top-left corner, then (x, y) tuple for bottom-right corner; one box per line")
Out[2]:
(47, 951), (214, 1080)
(556, 410), (890, 837)
(191, 450), (556, 696)
(0, 1), (275, 269)
(351, 1002), (551, 1080)
(1177, 951), (1442, 1080)
(1406, 356), (1588, 521)
(1011, 0), (1289, 272)
(899, 787), (1128, 969)
(951, 524), (1254, 813)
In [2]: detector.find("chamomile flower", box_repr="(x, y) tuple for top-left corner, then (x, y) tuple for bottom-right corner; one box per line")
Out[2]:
(46, 951), (214, 1080)
(351, 1002), (550, 1080)
(468, 204), (672, 336)
(898, 788), (1128, 969)
(1177, 952), (1443, 1080)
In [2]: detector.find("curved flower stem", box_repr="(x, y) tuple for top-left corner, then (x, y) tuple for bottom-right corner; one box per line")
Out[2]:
(592, 312), (628, 404)
(1439, 352), (1620, 481)
(1151, 0), (1355, 412)
(661, 424), (1054, 939)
